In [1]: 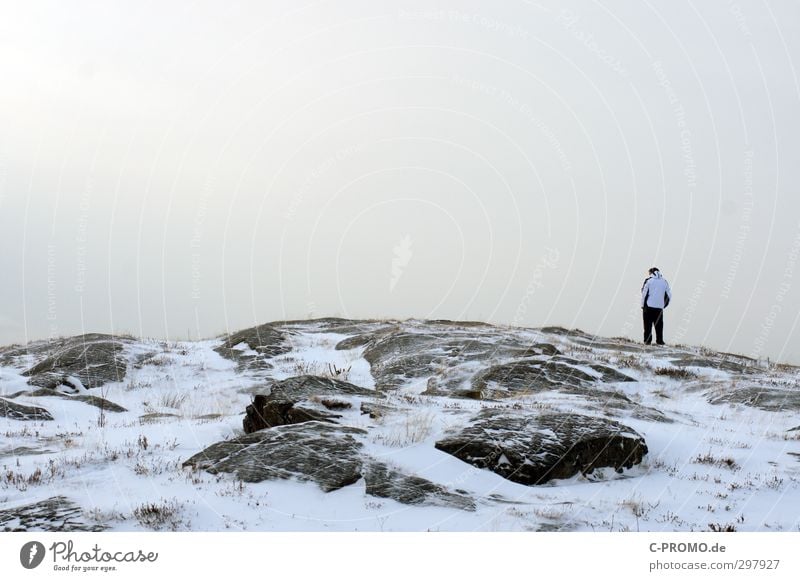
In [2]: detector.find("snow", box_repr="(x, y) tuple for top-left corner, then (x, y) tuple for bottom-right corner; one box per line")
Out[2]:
(1, 324), (799, 532)
(270, 332), (376, 389)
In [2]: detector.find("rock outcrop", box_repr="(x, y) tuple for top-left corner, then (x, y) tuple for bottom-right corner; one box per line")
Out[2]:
(185, 422), (476, 510)
(364, 462), (475, 511)
(5, 389), (126, 413)
(707, 385), (800, 411)
(243, 393), (339, 433)
(0, 496), (106, 532)
(356, 325), (636, 399)
(214, 323), (294, 369)
(258, 374), (375, 400)
(242, 375), (375, 433)
(470, 358), (635, 400)
(670, 355), (757, 374)
(0, 398), (53, 421)
(183, 422), (367, 492)
(5, 317), (797, 532)
(435, 409), (647, 485)
(360, 329), (566, 392)
(22, 334), (128, 390)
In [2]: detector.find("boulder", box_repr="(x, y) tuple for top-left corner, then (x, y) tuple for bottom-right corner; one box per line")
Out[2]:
(0, 445), (55, 459)
(183, 422), (366, 492)
(469, 358), (636, 400)
(0, 343), (36, 368)
(214, 323), (293, 369)
(670, 356), (754, 374)
(471, 359), (588, 398)
(528, 343), (561, 356)
(0, 496), (106, 532)
(587, 364), (638, 383)
(271, 317), (400, 338)
(357, 324), (637, 396)
(262, 375), (375, 400)
(361, 330), (546, 391)
(22, 334), (127, 389)
(537, 326), (593, 338)
(708, 385), (800, 412)
(243, 393), (338, 433)
(7, 389), (126, 413)
(185, 422), (476, 510)
(435, 409), (647, 485)
(335, 334), (381, 350)
(0, 398), (53, 421)
(242, 375), (375, 433)
(364, 462), (475, 511)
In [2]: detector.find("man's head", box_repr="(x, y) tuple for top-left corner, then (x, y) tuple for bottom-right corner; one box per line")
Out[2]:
(648, 267), (659, 275)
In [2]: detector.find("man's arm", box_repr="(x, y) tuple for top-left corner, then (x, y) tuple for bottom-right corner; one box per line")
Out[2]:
(641, 278), (650, 308)
(664, 281), (672, 308)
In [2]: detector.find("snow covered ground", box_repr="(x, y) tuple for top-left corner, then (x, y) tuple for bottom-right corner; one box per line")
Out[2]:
(1, 319), (799, 532)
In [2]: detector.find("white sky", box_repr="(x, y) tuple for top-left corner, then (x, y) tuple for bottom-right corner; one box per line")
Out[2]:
(1, 0), (799, 363)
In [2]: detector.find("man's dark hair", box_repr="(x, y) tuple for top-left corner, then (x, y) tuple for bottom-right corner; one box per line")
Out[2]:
(649, 267), (659, 274)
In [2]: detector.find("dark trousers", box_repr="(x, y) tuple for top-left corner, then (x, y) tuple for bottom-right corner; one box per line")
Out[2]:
(643, 306), (664, 344)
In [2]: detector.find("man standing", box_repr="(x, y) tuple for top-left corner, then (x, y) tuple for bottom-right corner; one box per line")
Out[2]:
(641, 267), (672, 345)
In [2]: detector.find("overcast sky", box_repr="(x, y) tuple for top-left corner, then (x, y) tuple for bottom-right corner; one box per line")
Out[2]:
(1, 0), (799, 363)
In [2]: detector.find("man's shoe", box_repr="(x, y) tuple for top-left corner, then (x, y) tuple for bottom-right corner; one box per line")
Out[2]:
(656, 341), (665, 346)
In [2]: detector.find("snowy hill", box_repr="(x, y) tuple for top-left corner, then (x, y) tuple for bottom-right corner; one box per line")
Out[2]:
(1, 318), (799, 532)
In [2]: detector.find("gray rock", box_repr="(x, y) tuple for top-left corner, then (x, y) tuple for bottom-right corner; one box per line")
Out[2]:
(265, 375), (375, 400)
(242, 375), (375, 433)
(184, 421), (476, 510)
(571, 338), (650, 353)
(0, 496), (106, 532)
(335, 320), (494, 352)
(597, 393), (673, 424)
(183, 422), (366, 492)
(131, 351), (160, 369)
(670, 356), (754, 374)
(361, 330), (541, 391)
(0, 446), (55, 459)
(528, 343), (562, 356)
(243, 393), (339, 433)
(8, 389), (126, 413)
(426, 319), (495, 328)
(537, 326), (593, 338)
(588, 364), (638, 383)
(0, 343), (37, 369)
(22, 334), (128, 389)
(336, 331), (394, 351)
(708, 386), (800, 412)
(0, 398), (53, 421)
(435, 409), (647, 485)
(470, 359), (596, 399)
(358, 324), (636, 396)
(214, 323), (295, 370)
(272, 317), (397, 337)
(359, 330), (423, 358)
(62, 394), (127, 413)
(364, 462), (476, 511)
